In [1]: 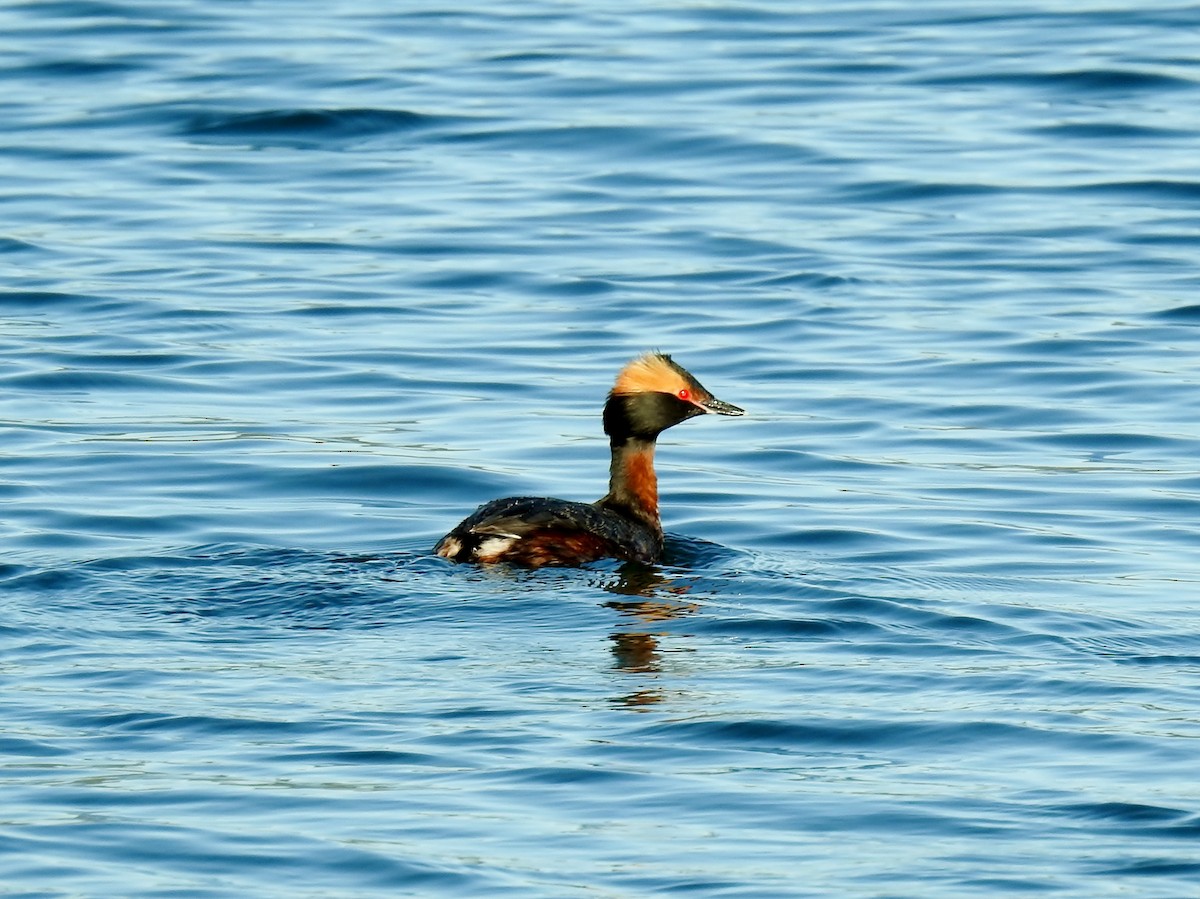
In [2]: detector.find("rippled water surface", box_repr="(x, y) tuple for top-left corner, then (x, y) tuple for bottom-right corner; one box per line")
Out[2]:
(4, 2), (1200, 896)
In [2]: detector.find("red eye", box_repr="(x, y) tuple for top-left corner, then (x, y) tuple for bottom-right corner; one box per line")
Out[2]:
(677, 388), (690, 401)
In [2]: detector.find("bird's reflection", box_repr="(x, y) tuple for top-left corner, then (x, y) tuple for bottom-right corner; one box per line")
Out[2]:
(595, 562), (700, 709)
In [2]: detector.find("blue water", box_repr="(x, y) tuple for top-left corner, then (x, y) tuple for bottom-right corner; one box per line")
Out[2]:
(4, 1), (1200, 895)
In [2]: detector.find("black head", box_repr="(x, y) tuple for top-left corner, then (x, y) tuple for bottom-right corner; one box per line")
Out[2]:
(603, 352), (743, 442)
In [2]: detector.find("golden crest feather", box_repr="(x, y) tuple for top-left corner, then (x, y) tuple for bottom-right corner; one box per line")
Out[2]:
(611, 352), (692, 397)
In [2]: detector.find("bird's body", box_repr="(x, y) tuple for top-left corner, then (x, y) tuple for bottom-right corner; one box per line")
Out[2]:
(435, 352), (742, 567)
(432, 495), (660, 567)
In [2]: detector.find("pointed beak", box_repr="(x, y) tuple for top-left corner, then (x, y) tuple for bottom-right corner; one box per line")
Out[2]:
(699, 396), (744, 416)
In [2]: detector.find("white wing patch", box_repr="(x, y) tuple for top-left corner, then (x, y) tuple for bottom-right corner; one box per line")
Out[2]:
(475, 535), (520, 561)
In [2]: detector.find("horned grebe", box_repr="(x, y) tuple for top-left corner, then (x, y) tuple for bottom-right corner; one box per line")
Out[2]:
(434, 352), (743, 567)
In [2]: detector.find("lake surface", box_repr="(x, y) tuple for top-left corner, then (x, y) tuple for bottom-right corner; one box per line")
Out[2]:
(4, 1), (1200, 896)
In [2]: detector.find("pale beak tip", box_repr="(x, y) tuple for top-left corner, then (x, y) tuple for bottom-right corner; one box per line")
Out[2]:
(702, 398), (744, 416)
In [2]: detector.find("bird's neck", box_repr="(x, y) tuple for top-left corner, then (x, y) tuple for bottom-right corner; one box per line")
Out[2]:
(598, 436), (661, 533)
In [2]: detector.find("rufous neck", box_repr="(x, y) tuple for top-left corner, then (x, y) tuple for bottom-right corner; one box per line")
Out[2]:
(603, 437), (660, 528)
